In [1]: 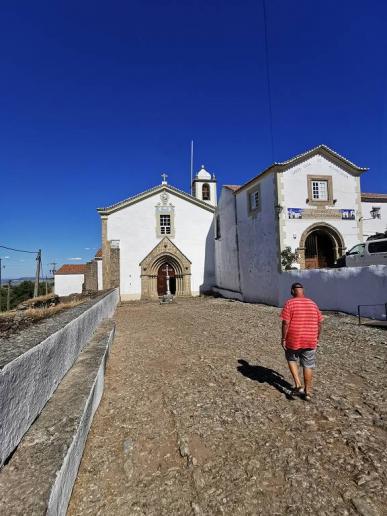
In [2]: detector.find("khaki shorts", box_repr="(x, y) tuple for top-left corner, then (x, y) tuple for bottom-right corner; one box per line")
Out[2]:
(285, 348), (316, 369)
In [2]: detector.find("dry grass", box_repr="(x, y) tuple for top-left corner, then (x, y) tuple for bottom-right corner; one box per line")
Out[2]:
(0, 299), (86, 337)
(0, 299), (83, 320)
(22, 299), (84, 320)
(20, 293), (57, 306)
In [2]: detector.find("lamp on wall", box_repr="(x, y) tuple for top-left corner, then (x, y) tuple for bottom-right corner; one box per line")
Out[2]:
(275, 204), (283, 215)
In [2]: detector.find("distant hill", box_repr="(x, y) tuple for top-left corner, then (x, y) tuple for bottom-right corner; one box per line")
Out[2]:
(1, 277), (54, 285)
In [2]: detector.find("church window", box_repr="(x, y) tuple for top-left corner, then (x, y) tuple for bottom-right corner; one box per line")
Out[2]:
(247, 184), (261, 216)
(311, 180), (328, 201)
(160, 214), (171, 234)
(250, 190), (260, 210)
(202, 183), (210, 200)
(307, 175), (333, 205)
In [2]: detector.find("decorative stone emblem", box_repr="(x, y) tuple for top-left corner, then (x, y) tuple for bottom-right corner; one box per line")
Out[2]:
(160, 192), (169, 205)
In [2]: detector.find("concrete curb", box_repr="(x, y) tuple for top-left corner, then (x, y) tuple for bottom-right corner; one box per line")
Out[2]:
(0, 319), (115, 516)
(0, 288), (119, 467)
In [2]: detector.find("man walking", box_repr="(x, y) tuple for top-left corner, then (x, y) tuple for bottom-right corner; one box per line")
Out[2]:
(280, 282), (323, 401)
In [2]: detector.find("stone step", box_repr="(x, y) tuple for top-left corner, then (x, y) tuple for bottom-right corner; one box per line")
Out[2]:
(0, 319), (115, 516)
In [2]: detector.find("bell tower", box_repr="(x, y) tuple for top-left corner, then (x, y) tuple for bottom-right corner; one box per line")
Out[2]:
(191, 165), (217, 207)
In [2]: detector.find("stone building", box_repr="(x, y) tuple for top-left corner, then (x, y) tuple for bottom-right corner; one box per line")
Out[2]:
(214, 144), (387, 303)
(55, 145), (387, 302)
(96, 168), (216, 300)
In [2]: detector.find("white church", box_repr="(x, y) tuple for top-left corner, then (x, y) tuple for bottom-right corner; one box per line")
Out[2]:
(55, 145), (387, 305)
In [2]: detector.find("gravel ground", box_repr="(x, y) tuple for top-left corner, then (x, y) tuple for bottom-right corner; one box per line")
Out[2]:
(68, 297), (387, 516)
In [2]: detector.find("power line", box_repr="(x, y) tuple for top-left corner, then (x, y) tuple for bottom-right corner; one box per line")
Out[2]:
(0, 244), (38, 254)
(262, 0), (275, 162)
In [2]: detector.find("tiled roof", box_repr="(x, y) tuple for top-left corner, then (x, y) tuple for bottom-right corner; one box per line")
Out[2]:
(95, 248), (102, 257)
(97, 184), (215, 215)
(224, 185), (240, 191)
(56, 264), (87, 275)
(361, 192), (387, 201)
(237, 144), (368, 193)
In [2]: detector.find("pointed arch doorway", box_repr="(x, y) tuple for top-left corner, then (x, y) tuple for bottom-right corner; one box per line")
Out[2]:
(157, 263), (176, 295)
(140, 237), (192, 299)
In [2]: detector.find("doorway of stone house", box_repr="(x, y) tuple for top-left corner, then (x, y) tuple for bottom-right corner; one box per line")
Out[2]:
(157, 263), (176, 295)
(305, 230), (335, 268)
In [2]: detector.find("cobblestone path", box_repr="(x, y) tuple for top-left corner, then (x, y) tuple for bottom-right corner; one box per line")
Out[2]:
(68, 297), (387, 516)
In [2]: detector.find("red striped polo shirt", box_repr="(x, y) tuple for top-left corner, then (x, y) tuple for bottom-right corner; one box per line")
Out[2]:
(280, 297), (323, 350)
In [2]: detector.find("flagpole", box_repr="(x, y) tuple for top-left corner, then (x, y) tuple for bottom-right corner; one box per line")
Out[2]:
(190, 140), (194, 194)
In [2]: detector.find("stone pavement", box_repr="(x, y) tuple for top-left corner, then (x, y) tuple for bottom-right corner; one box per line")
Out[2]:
(68, 297), (387, 515)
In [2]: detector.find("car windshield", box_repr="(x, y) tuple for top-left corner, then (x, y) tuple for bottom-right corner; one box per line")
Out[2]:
(349, 244), (365, 255)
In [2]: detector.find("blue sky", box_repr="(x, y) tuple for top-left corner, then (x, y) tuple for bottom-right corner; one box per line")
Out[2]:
(1, 0), (386, 278)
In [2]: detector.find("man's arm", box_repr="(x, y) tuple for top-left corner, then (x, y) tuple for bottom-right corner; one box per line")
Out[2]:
(281, 320), (289, 350)
(317, 321), (322, 342)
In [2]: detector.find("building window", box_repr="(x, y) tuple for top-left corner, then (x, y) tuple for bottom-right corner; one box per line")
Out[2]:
(247, 184), (261, 216)
(202, 183), (210, 200)
(307, 175), (333, 205)
(250, 190), (260, 209)
(160, 214), (171, 234)
(370, 206), (381, 219)
(311, 180), (328, 201)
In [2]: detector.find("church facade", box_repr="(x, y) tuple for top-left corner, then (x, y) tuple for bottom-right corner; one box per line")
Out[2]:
(96, 168), (216, 300)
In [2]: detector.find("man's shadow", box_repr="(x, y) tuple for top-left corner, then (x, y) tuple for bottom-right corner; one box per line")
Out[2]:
(237, 359), (294, 400)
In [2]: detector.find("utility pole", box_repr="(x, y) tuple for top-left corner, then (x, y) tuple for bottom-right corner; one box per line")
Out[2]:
(7, 280), (11, 311)
(34, 249), (41, 298)
(49, 262), (57, 277)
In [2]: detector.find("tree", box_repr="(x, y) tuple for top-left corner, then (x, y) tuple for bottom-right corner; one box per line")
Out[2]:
(281, 247), (298, 270)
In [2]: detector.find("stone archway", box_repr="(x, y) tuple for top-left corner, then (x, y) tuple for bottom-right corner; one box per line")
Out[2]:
(298, 223), (346, 269)
(140, 237), (192, 299)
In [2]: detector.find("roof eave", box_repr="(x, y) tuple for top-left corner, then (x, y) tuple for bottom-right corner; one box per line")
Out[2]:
(97, 184), (215, 215)
(236, 145), (368, 194)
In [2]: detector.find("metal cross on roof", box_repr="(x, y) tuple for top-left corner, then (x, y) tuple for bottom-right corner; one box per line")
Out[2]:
(161, 173), (168, 184)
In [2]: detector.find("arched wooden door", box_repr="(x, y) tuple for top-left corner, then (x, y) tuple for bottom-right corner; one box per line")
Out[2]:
(157, 263), (176, 295)
(305, 230), (335, 269)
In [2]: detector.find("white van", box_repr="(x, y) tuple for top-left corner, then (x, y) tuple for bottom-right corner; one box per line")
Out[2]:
(341, 238), (387, 267)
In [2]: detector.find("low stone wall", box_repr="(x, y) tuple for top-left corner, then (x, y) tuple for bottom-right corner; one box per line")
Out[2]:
(279, 265), (387, 319)
(0, 319), (115, 516)
(0, 288), (119, 467)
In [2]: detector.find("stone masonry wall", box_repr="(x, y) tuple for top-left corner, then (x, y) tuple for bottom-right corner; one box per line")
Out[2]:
(0, 288), (119, 467)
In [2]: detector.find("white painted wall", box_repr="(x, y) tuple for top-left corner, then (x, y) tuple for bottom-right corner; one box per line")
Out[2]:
(235, 173), (280, 305)
(55, 274), (84, 296)
(279, 266), (387, 320)
(361, 202), (387, 238)
(214, 188), (240, 293)
(106, 189), (215, 299)
(97, 260), (103, 290)
(280, 155), (362, 252)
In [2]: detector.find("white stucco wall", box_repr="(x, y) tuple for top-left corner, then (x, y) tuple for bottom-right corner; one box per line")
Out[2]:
(280, 155), (362, 252)
(97, 260), (103, 290)
(106, 190), (215, 299)
(55, 274), (84, 297)
(235, 173), (280, 305)
(361, 201), (387, 238)
(214, 188), (240, 293)
(279, 266), (387, 320)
